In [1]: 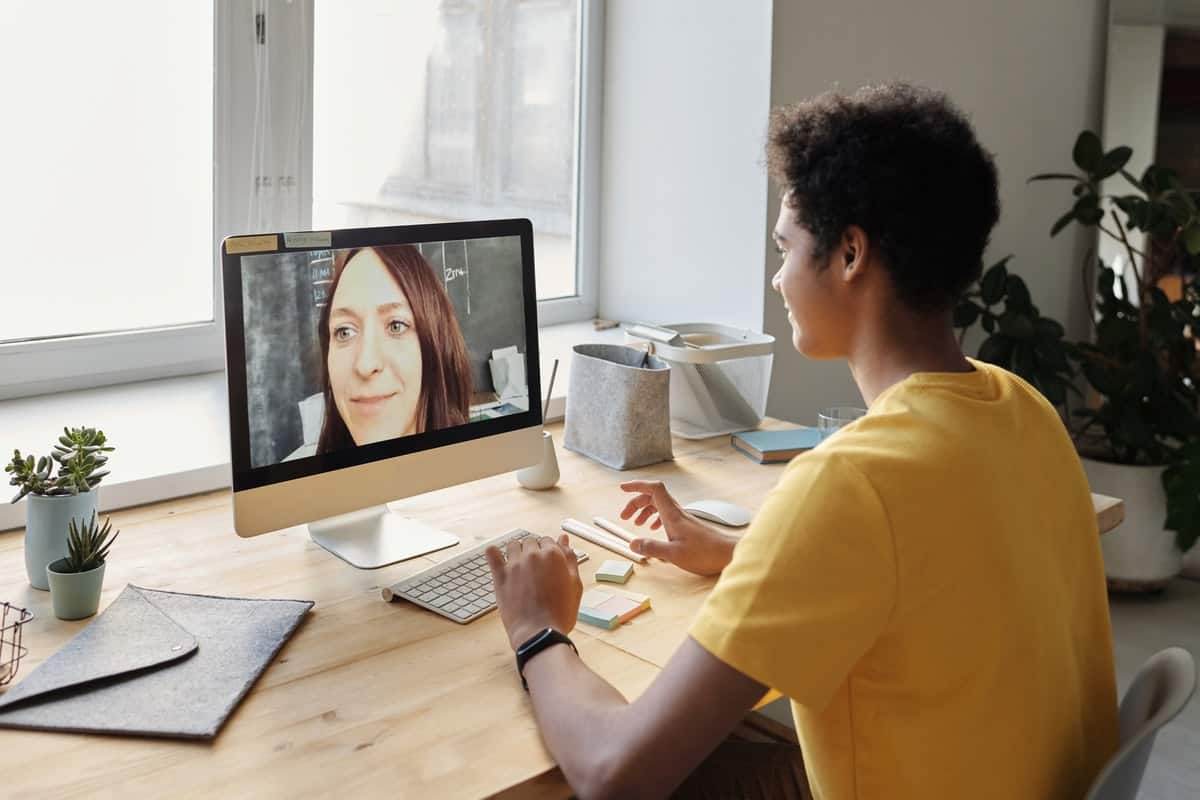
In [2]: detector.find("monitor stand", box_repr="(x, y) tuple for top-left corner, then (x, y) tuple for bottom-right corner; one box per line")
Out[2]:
(307, 505), (459, 569)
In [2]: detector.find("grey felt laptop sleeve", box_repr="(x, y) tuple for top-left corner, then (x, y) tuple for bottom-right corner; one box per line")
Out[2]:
(0, 585), (313, 739)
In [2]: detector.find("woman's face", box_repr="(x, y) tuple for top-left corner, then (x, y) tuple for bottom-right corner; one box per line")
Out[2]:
(327, 249), (424, 445)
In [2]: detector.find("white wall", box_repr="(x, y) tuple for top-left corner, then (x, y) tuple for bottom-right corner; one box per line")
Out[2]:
(597, 1), (774, 331)
(763, 0), (1109, 423)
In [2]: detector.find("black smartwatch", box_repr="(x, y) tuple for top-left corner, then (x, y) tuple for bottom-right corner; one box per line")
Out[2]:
(515, 627), (577, 690)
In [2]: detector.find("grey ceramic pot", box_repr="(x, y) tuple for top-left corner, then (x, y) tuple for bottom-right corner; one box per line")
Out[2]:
(46, 559), (106, 620)
(25, 491), (98, 591)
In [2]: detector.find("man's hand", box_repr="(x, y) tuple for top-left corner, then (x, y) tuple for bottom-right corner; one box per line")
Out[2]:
(486, 534), (584, 651)
(619, 481), (739, 576)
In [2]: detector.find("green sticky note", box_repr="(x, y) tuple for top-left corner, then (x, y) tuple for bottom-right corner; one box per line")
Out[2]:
(578, 608), (621, 629)
(595, 560), (634, 584)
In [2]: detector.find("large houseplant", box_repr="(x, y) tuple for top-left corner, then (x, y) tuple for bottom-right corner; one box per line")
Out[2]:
(957, 132), (1200, 588)
(5, 427), (114, 590)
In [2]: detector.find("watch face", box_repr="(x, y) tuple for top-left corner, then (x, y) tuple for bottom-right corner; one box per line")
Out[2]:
(516, 628), (576, 690)
(518, 627), (557, 656)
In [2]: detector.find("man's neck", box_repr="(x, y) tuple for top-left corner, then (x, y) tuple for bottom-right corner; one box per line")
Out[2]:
(847, 308), (972, 406)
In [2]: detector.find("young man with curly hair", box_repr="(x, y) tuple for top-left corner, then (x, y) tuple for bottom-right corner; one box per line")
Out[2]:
(485, 82), (1118, 799)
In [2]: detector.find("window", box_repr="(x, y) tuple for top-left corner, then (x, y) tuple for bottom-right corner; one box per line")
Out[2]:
(0, 1), (221, 399)
(0, 0), (600, 400)
(312, 0), (586, 302)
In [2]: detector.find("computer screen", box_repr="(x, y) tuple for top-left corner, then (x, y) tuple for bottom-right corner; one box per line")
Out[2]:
(222, 220), (541, 500)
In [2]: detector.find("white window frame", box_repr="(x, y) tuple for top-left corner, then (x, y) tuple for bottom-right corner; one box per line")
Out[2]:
(0, 0), (601, 401)
(539, 0), (603, 326)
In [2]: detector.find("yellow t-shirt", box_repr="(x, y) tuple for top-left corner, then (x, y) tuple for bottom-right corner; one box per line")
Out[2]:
(690, 361), (1117, 800)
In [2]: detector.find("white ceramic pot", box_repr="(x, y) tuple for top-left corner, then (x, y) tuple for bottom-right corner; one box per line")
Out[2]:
(1082, 457), (1180, 591)
(516, 431), (560, 490)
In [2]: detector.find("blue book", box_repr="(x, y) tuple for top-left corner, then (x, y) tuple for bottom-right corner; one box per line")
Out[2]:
(731, 428), (822, 463)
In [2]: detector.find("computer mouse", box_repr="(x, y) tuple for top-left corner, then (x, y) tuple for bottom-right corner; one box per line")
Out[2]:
(682, 499), (753, 528)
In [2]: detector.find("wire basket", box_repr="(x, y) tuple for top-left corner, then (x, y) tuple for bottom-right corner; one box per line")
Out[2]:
(0, 602), (33, 688)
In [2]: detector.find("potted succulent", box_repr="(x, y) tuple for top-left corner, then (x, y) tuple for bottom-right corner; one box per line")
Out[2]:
(5, 427), (114, 590)
(46, 511), (119, 620)
(957, 132), (1200, 590)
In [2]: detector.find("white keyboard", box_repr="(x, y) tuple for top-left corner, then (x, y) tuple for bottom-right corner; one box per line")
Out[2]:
(381, 529), (589, 624)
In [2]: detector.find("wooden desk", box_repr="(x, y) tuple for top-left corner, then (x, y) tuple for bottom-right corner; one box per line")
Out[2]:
(0, 421), (1124, 799)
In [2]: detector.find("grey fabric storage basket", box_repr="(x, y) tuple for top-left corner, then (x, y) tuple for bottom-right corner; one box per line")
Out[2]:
(563, 344), (674, 470)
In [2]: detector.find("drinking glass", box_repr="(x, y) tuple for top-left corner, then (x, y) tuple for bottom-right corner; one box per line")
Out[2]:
(817, 406), (867, 440)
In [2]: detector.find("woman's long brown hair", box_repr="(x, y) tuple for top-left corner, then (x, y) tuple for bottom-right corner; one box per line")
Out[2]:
(316, 245), (472, 454)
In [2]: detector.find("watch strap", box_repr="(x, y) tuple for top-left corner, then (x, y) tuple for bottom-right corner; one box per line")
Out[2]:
(515, 627), (577, 690)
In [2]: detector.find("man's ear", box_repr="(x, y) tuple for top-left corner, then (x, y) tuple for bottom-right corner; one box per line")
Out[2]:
(841, 226), (869, 279)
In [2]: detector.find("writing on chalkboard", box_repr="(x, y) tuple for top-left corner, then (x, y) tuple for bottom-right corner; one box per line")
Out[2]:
(416, 239), (477, 315)
(310, 252), (333, 307)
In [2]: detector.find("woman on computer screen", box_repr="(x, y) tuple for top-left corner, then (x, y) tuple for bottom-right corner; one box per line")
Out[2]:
(316, 244), (471, 453)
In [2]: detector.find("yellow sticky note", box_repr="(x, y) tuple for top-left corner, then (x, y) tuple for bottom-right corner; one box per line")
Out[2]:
(225, 234), (279, 254)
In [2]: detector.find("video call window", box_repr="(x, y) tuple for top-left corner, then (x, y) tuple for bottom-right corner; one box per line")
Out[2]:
(240, 236), (528, 469)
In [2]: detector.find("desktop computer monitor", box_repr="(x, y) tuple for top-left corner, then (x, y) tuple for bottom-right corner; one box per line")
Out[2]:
(220, 219), (543, 569)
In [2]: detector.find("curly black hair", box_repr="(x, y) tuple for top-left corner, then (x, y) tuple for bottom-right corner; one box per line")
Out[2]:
(767, 82), (1000, 312)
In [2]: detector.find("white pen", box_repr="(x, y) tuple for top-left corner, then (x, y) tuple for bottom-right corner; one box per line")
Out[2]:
(561, 518), (647, 564)
(592, 516), (637, 544)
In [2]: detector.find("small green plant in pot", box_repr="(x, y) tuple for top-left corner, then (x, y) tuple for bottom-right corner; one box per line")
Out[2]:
(46, 511), (119, 620)
(5, 427), (114, 590)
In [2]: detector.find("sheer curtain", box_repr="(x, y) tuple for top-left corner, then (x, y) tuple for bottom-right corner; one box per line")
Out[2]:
(238, 0), (312, 237)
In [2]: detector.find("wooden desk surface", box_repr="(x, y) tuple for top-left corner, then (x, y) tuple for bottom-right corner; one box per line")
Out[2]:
(0, 421), (1124, 799)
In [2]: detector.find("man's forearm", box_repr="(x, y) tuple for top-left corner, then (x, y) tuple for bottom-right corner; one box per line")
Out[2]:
(522, 643), (630, 798)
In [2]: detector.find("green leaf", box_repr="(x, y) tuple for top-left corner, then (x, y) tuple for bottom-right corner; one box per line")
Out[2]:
(1073, 193), (1104, 225)
(999, 310), (1036, 340)
(1141, 164), (1178, 195)
(1028, 173), (1082, 183)
(1050, 209), (1076, 237)
(953, 302), (981, 328)
(1034, 317), (1065, 340)
(1040, 375), (1068, 406)
(1185, 226), (1200, 256)
(982, 314), (996, 334)
(978, 335), (1014, 366)
(980, 262), (1009, 305)
(1113, 195), (1149, 230)
(1010, 342), (1037, 380)
(1096, 146), (1133, 179)
(1035, 339), (1071, 372)
(1073, 131), (1103, 173)
(1005, 275), (1033, 312)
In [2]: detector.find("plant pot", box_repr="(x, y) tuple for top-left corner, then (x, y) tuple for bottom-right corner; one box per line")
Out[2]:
(1082, 458), (1180, 592)
(46, 559), (106, 620)
(24, 491), (98, 591)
